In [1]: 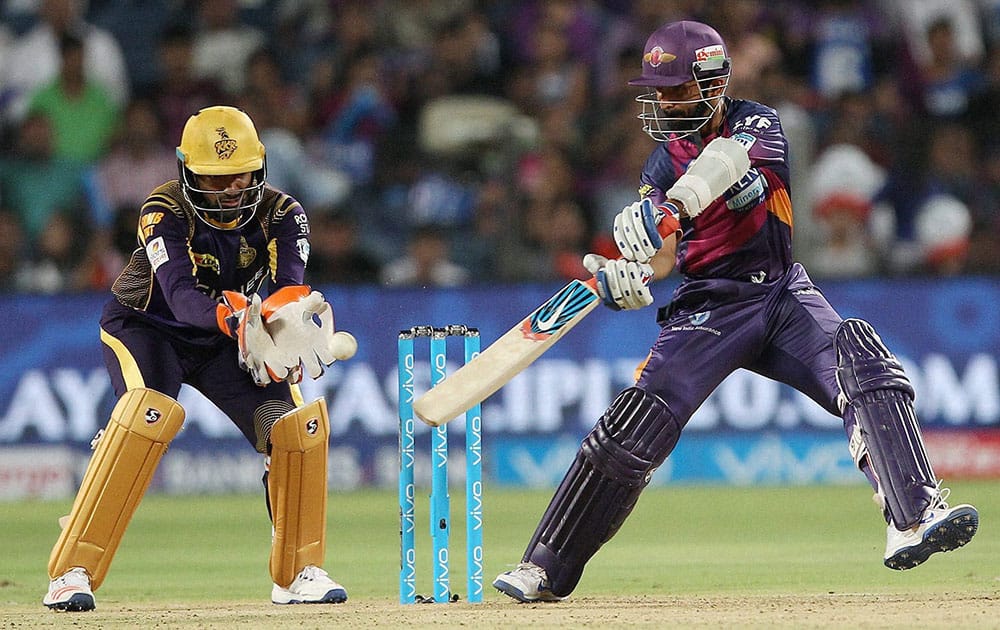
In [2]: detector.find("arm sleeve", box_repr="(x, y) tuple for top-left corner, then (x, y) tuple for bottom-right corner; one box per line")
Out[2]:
(266, 195), (310, 290)
(139, 203), (222, 331)
(729, 107), (790, 189)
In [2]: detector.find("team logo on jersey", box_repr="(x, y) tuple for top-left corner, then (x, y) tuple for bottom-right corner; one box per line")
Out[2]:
(214, 127), (238, 160)
(192, 251), (221, 274)
(238, 236), (256, 268)
(643, 46), (676, 67)
(689, 311), (711, 326)
(296, 237), (310, 263)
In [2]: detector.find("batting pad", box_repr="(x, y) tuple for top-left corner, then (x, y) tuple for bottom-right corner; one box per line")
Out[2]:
(49, 388), (184, 589)
(268, 398), (330, 588)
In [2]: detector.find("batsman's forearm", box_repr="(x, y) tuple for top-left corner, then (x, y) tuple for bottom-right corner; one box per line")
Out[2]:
(648, 242), (676, 281)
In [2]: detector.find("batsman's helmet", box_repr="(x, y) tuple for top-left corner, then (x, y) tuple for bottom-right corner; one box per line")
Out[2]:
(628, 20), (731, 141)
(176, 106), (267, 229)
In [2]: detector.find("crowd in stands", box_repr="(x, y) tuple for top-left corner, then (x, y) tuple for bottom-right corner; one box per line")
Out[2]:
(1, 0), (998, 293)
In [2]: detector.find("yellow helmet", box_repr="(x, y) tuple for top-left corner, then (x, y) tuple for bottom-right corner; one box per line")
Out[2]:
(176, 106), (267, 229)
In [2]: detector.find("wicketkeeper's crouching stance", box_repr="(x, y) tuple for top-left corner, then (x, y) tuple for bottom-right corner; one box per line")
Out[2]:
(46, 390), (339, 611)
(44, 105), (357, 611)
(493, 20), (978, 603)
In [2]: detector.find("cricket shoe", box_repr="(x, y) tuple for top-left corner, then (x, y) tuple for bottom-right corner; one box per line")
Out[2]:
(884, 489), (979, 570)
(271, 565), (348, 604)
(43, 567), (96, 612)
(493, 562), (565, 603)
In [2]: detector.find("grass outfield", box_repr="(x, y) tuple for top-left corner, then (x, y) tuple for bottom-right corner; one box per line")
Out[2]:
(3, 482), (998, 627)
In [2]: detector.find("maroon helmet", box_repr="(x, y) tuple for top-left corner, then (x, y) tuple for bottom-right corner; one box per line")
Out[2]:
(629, 21), (732, 141)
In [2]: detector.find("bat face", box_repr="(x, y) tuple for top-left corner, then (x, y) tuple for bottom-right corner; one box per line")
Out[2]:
(413, 278), (600, 426)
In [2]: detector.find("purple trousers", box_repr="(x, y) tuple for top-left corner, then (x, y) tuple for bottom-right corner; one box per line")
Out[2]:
(638, 263), (844, 425)
(99, 299), (295, 450)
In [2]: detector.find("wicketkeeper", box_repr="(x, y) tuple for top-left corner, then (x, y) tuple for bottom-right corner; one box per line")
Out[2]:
(493, 20), (979, 603)
(44, 106), (355, 611)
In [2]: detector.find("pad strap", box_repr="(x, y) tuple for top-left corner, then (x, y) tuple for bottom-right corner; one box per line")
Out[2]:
(524, 387), (681, 596)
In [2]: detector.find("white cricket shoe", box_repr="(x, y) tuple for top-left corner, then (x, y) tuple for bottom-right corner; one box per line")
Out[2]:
(493, 562), (565, 603)
(43, 567), (96, 612)
(884, 489), (979, 570)
(271, 565), (347, 604)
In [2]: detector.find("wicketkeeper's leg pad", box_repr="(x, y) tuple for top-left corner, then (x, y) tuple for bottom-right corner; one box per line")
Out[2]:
(267, 398), (330, 588)
(48, 388), (184, 589)
(525, 387), (681, 597)
(836, 318), (937, 530)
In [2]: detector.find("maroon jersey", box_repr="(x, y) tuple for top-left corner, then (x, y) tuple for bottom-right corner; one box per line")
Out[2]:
(639, 97), (792, 282)
(110, 181), (309, 340)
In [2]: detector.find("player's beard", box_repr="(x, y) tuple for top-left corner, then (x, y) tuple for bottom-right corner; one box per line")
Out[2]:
(659, 99), (714, 133)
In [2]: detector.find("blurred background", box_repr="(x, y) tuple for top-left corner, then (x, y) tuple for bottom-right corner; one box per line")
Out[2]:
(0, 0), (998, 499)
(2, 0), (999, 290)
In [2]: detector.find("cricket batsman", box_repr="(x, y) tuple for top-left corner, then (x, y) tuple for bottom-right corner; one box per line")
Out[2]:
(493, 20), (979, 602)
(44, 106), (356, 611)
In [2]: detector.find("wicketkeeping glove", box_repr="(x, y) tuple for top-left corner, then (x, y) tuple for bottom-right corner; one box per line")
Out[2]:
(216, 291), (289, 386)
(261, 285), (349, 382)
(582, 253), (654, 311)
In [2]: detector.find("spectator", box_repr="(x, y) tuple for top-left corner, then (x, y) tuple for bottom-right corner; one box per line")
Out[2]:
(965, 144), (1000, 273)
(914, 193), (974, 275)
(0, 210), (26, 290)
(15, 212), (88, 293)
(315, 47), (398, 189)
(380, 226), (470, 287)
(26, 32), (119, 164)
(912, 16), (986, 119)
(89, 0), (173, 95)
(810, 194), (880, 278)
(92, 98), (176, 276)
(94, 99), (176, 215)
(152, 25), (226, 146)
(190, 0), (266, 95)
(887, 0), (984, 69)
(0, 113), (91, 246)
(0, 0), (129, 123)
(306, 211), (382, 285)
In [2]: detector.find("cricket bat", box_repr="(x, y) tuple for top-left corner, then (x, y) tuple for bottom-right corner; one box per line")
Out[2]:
(413, 278), (601, 427)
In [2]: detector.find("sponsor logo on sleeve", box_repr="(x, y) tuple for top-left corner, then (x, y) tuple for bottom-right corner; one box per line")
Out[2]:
(731, 132), (756, 150)
(146, 236), (169, 271)
(140, 212), (164, 240)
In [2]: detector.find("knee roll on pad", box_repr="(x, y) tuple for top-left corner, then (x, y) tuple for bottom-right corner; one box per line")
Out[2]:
(525, 387), (681, 596)
(836, 319), (936, 529)
(49, 388), (185, 589)
(268, 398), (330, 588)
(253, 400), (295, 454)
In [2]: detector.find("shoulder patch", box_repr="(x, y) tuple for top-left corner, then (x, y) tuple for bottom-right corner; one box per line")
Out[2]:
(731, 132), (757, 150)
(146, 236), (170, 271)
